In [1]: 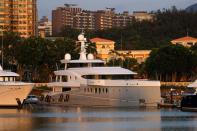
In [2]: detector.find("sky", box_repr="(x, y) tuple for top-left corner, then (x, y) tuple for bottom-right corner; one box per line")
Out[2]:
(37, 0), (197, 19)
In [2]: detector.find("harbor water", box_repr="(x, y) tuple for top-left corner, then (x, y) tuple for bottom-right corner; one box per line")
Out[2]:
(0, 107), (197, 131)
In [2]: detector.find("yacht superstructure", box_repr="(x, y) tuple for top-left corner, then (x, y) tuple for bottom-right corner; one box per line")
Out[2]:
(0, 66), (33, 107)
(48, 33), (161, 107)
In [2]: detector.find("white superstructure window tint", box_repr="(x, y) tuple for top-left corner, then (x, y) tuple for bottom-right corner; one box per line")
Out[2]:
(99, 88), (101, 94)
(62, 76), (67, 82)
(5, 77), (8, 82)
(10, 77), (13, 81)
(106, 88), (108, 93)
(102, 88), (105, 93)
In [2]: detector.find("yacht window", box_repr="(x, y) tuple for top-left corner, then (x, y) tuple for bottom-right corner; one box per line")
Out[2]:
(58, 76), (61, 82)
(95, 88), (97, 94)
(62, 76), (67, 82)
(62, 88), (71, 92)
(56, 76), (61, 82)
(106, 88), (108, 93)
(5, 77), (8, 82)
(102, 88), (105, 93)
(67, 63), (104, 68)
(99, 88), (101, 94)
(0, 77), (3, 82)
(10, 77), (14, 82)
(82, 75), (134, 80)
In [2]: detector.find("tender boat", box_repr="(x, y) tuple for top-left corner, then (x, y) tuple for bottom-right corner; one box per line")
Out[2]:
(47, 33), (161, 107)
(181, 80), (197, 111)
(0, 66), (34, 107)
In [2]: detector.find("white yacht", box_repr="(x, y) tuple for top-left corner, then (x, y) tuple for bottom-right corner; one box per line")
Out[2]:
(0, 66), (33, 107)
(48, 33), (161, 107)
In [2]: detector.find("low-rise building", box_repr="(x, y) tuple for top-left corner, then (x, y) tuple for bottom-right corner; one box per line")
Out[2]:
(116, 50), (151, 63)
(133, 11), (154, 21)
(90, 37), (115, 61)
(171, 36), (197, 47)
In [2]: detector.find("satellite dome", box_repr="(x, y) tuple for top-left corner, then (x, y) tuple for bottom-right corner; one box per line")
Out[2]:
(87, 53), (94, 60)
(64, 53), (71, 60)
(78, 34), (84, 41)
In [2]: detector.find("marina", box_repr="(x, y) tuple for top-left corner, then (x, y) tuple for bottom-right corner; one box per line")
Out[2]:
(0, 0), (196, 130)
(0, 107), (197, 131)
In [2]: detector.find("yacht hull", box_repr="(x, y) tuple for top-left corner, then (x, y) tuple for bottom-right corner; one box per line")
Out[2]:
(0, 84), (33, 107)
(50, 85), (161, 107)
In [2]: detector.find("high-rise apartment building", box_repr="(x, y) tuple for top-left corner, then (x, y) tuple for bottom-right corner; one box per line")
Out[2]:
(52, 7), (82, 36)
(112, 11), (132, 28)
(73, 11), (95, 30)
(38, 16), (52, 38)
(0, 0), (37, 38)
(52, 6), (154, 35)
(94, 9), (114, 30)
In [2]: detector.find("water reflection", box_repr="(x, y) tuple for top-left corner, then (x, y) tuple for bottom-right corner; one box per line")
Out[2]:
(0, 107), (196, 131)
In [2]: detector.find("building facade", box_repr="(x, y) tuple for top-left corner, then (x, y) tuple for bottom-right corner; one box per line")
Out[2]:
(38, 16), (52, 38)
(112, 11), (132, 28)
(171, 36), (197, 47)
(90, 37), (151, 63)
(90, 37), (115, 61)
(0, 0), (37, 37)
(52, 5), (155, 34)
(94, 9), (114, 30)
(73, 11), (95, 30)
(116, 50), (151, 63)
(133, 11), (154, 21)
(52, 7), (82, 36)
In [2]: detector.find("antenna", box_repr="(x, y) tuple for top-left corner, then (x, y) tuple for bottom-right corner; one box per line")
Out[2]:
(106, 7), (115, 12)
(81, 28), (84, 34)
(0, 26), (3, 69)
(186, 28), (189, 36)
(64, 3), (77, 8)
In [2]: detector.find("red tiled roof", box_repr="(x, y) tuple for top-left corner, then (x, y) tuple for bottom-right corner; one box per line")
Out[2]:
(90, 37), (115, 43)
(171, 36), (197, 42)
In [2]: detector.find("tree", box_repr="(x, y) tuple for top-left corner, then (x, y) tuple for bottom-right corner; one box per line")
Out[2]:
(107, 57), (138, 72)
(145, 45), (197, 81)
